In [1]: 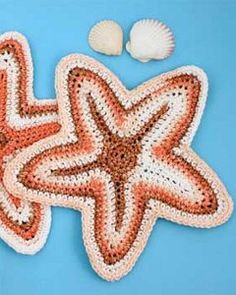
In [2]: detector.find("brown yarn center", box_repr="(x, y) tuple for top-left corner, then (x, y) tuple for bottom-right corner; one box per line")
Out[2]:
(104, 139), (139, 178)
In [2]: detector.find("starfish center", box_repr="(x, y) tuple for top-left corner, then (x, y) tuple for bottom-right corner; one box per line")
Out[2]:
(104, 138), (139, 177)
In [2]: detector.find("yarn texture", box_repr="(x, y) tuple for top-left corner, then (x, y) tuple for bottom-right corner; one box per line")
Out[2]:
(1, 33), (233, 280)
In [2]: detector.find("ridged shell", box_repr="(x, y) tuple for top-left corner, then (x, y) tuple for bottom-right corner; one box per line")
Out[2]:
(88, 20), (123, 56)
(126, 19), (175, 62)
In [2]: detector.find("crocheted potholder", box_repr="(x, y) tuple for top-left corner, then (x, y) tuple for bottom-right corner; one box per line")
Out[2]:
(0, 32), (60, 254)
(4, 54), (232, 280)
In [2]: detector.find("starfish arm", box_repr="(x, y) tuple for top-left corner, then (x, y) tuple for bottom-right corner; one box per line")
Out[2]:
(135, 146), (232, 227)
(0, 32), (58, 128)
(81, 188), (158, 281)
(0, 184), (51, 254)
(0, 32), (59, 254)
(79, 168), (165, 281)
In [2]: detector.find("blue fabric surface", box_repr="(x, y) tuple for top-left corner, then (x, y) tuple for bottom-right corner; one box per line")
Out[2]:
(0, 0), (235, 294)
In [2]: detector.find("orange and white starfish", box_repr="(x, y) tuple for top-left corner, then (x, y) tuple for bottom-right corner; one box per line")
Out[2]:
(4, 54), (232, 280)
(0, 32), (60, 254)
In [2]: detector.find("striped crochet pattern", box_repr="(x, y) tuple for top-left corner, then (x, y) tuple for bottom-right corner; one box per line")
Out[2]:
(2, 34), (233, 280)
(0, 32), (60, 254)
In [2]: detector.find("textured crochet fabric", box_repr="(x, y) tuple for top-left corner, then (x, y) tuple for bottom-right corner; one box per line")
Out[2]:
(0, 32), (60, 254)
(4, 53), (233, 280)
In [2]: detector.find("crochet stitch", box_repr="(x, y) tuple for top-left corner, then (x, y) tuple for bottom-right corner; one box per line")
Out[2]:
(3, 54), (233, 280)
(0, 32), (60, 254)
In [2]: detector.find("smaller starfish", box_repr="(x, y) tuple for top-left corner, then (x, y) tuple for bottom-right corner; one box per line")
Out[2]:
(4, 54), (232, 280)
(0, 32), (60, 254)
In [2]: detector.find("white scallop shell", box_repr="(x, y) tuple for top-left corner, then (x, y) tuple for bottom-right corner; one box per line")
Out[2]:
(126, 19), (175, 62)
(88, 20), (123, 56)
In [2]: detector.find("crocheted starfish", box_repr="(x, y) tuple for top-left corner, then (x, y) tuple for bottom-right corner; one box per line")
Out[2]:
(4, 54), (232, 280)
(0, 32), (59, 254)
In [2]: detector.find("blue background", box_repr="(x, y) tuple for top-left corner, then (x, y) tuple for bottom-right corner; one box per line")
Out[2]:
(0, 0), (235, 294)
